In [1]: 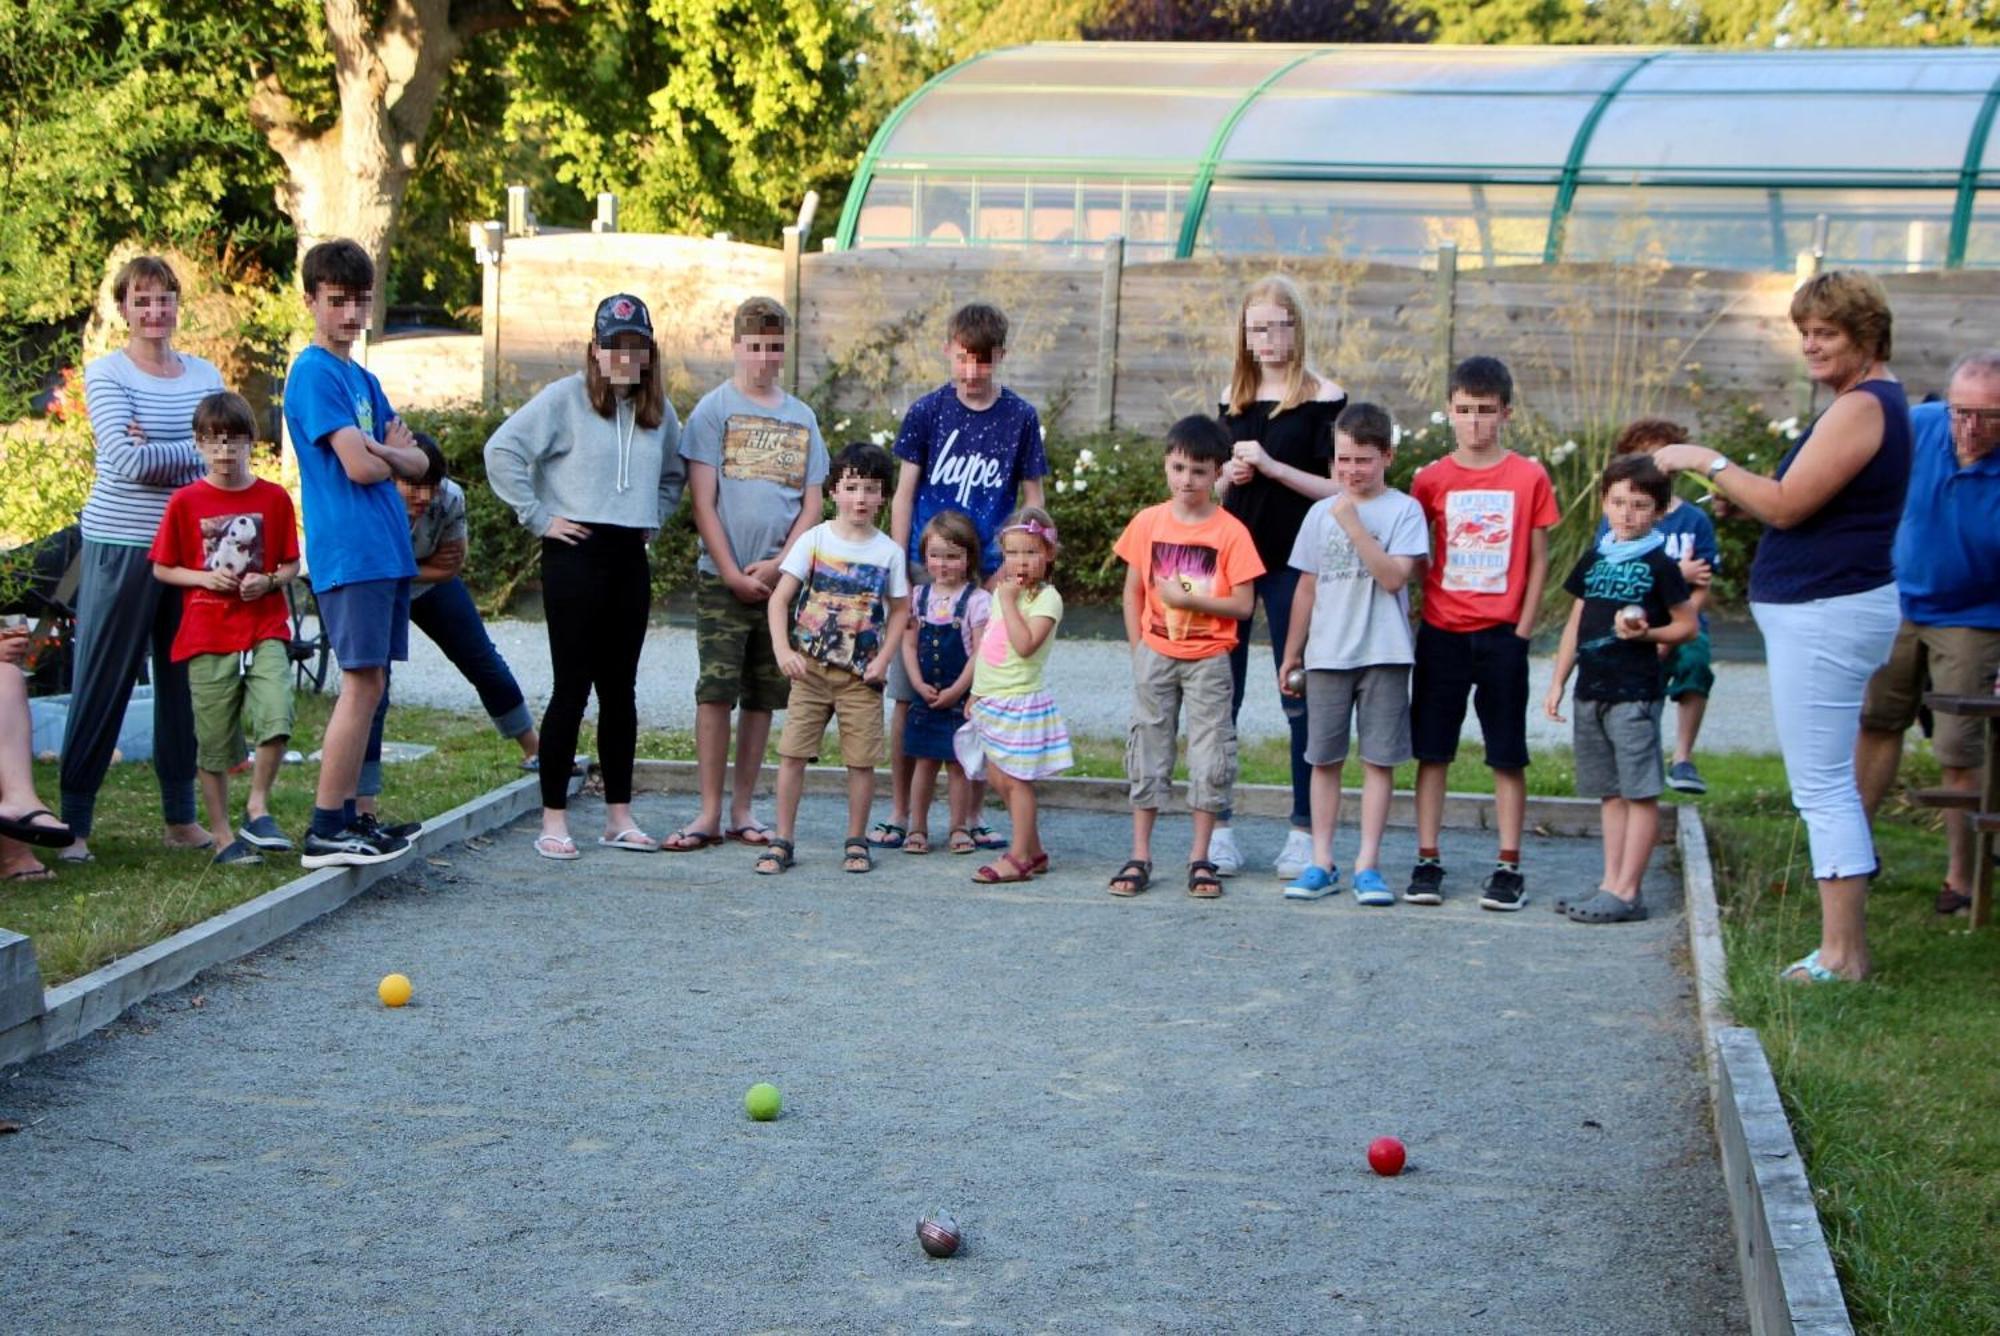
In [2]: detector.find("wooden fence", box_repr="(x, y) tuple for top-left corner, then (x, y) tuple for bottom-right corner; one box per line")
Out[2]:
(417, 228), (1996, 433)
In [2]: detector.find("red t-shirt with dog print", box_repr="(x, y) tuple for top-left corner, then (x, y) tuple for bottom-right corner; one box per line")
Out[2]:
(149, 477), (300, 661)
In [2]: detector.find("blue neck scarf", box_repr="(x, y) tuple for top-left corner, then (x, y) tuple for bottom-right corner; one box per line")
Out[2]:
(1597, 529), (1665, 564)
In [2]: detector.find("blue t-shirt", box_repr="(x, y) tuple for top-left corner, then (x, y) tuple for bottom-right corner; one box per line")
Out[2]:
(1594, 498), (1719, 629)
(1893, 401), (2000, 630)
(894, 385), (1048, 575)
(1749, 379), (1909, 605)
(282, 345), (417, 591)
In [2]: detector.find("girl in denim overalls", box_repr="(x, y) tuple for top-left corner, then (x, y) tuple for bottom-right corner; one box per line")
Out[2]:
(900, 513), (990, 855)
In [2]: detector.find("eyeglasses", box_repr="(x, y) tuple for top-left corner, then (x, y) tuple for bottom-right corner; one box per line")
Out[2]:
(1947, 405), (2000, 428)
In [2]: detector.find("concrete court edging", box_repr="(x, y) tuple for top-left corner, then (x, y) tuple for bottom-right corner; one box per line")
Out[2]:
(1677, 807), (1854, 1336)
(628, 759), (1679, 839)
(0, 773), (575, 1072)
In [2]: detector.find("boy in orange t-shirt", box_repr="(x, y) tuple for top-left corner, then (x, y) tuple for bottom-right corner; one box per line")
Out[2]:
(1407, 356), (1559, 912)
(1110, 416), (1265, 899)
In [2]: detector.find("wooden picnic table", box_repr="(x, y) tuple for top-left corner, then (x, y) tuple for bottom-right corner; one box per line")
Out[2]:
(1913, 693), (2000, 928)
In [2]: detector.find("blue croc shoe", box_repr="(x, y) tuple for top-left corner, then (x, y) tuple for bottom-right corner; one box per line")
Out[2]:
(1283, 864), (1340, 900)
(1351, 869), (1395, 906)
(238, 814), (294, 852)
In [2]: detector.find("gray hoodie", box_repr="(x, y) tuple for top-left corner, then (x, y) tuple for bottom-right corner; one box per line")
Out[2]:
(483, 373), (685, 537)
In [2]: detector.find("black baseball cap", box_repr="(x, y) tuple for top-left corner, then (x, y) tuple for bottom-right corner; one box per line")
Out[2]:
(594, 293), (653, 344)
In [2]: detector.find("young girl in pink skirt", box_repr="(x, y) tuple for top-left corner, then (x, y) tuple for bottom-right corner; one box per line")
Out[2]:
(964, 507), (1072, 883)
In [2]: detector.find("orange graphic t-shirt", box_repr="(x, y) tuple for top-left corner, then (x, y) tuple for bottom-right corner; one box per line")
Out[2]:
(1113, 502), (1265, 660)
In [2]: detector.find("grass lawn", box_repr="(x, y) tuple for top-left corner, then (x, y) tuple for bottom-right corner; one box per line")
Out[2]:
(8, 696), (1991, 1331)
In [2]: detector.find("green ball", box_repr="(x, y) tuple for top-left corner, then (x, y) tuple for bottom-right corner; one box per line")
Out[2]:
(744, 1082), (782, 1121)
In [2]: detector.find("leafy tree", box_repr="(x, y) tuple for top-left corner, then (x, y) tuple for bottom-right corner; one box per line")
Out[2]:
(1408, 0), (1998, 45)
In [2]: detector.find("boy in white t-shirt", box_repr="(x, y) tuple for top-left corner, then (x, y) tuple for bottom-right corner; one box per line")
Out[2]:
(1278, 403), (1430, 905)
(760, 443), (910, 876)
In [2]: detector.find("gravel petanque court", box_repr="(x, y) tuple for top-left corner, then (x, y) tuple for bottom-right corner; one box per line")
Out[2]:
(2, 797), (1744, 1333)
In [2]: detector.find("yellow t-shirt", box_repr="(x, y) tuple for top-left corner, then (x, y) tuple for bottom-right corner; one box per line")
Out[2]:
(971, 584), (1062, 697)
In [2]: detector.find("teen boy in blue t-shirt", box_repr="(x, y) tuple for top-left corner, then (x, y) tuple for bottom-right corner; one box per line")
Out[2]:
(281, 239), (428, 869)
(876, 302), (1048, 849)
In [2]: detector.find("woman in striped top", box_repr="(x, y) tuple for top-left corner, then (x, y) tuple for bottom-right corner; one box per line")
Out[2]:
(58, 255), (224, 860)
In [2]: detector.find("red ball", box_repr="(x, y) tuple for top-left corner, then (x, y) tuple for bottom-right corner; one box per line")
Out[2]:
(1367, 1136), (1406, 1177)
(917, 1213), (962, 1258)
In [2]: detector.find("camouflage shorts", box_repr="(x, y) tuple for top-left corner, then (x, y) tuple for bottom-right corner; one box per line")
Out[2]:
(695, 573), (791, 713)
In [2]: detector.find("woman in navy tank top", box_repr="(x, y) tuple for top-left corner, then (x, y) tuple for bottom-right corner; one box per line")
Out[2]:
(1657, 272), (1910, 984)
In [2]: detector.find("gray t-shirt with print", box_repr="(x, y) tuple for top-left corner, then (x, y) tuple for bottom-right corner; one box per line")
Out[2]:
(1288, 488), (1429, 670)
(410, 478), (470, 597)
(679, 381), (829, 576)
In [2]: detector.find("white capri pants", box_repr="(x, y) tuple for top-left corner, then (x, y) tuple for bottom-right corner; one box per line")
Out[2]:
(1751, 583), (1900, 881)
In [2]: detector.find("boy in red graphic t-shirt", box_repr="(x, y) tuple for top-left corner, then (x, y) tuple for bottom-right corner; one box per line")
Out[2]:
(150, 392), (301, 867)
(1407, 357), (1559, 912)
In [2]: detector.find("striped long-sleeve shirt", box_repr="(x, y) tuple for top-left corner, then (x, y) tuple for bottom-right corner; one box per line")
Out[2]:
(79, 349), (225, 545)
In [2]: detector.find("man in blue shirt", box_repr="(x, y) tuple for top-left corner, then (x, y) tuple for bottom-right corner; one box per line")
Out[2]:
(282, 240), (428, 870)
(1857, 351), (2000, 915)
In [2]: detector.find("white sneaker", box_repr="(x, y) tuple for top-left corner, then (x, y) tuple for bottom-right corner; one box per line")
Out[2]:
(1274, 827), (1314, 880)
(1207, 826), (1244, 877)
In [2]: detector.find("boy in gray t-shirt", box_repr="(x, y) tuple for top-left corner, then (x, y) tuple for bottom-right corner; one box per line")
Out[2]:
(675, 297), (829, 851)
(1277, 403), (1429, 906)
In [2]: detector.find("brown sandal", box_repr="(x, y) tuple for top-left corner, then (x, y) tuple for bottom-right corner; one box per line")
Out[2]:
(1108, 859), (1152, 897)
(903, 829), (931, 855)
(1187, 860), (1224, 899)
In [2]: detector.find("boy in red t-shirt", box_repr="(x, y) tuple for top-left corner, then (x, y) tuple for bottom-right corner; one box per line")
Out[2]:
(1110, 416), (1264, 899)
(1407, 357), (1559, 911)
(150, 392), (302, 867)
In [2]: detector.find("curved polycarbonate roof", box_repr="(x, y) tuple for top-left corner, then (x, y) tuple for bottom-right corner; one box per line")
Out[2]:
(835, 42), (2000, 267)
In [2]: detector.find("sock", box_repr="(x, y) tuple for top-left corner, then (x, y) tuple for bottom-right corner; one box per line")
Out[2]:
(1497, 848), (1521, 871)
(343, 799), (358, 826)
(1417, 847), (1441, 863)
(311, 806), (345, 839)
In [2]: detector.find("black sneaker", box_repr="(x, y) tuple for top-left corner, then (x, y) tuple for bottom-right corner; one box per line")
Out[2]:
(1479, 866), (1529, 912)
(354, 812), (423, 843)
(301, 825), (413, 869)
(1405, 861), (1446, 905)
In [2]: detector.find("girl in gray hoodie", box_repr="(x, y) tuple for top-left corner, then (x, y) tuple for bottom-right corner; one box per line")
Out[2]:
(484, 293), (685, 860)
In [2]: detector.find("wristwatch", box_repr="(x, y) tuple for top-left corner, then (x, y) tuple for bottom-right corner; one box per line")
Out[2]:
(1705, 456), (1731, 480)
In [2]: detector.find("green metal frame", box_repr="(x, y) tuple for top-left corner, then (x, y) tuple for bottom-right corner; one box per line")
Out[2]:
(839, 44), (2000, 268)
(833, 49), (1001, 251)
(1542, 52), (1662, 263)
(1173, 49), (1329, 259)
(1948, 71), (2000, 267)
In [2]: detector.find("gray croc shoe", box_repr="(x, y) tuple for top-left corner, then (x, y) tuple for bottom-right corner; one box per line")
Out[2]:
(1566, 889), (1647, 924)
(1554, 886), (1605, 915)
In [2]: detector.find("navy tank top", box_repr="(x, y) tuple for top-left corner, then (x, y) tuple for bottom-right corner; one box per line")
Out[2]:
(1748, 379), (1910, 605)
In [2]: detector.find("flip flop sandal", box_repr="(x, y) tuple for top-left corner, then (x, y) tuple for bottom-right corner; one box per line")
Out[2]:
(662, 826), (725, 852)
(967, 825), (1007, 850)
(1566, 889), (1647, 923)
(534, 834), (581, 861)
(1935, 884), (1971, 916)
(0, 808), (72, 849)
(754, 838), (796, 875)
(1780, 949), (1848, 984)
(867, 822), (907, 849)
(1108, 859), (1152, 897)
(903, 830), (931, 855)
(843, 838), (875, 874)
(57, 847), (94, 865)
(1187, 860), (1224, 899)
(4, 865), (55, 882)
(599, 829), (661, 853)
(947, 828), (976, 855)
(973, 852), (1033, 884)
(726, 821), (774, 847)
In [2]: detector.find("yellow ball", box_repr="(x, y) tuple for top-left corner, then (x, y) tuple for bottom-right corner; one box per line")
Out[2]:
(744, 1082), (782, 1121)
(378, 973), (413, 1008)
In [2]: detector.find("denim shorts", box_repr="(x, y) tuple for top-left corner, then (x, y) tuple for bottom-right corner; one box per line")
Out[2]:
(319, 577), (411, 671)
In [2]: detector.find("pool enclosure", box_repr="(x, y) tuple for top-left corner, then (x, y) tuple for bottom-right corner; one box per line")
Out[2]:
(833, 43), (2000, 270)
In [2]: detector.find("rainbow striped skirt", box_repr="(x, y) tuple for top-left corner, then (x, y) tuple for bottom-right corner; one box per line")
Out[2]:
(968, 690), (1074, 782)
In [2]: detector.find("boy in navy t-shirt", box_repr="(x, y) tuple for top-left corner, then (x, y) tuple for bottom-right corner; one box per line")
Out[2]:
(876, 303), (1048, 850)
(1593, 419), (1722, 795)
(281, 239), (429, 869)
(1545, 455), (1696, 923)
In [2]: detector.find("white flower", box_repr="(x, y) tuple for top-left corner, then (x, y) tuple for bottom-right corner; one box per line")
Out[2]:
(1766, 419), (1784, 435)
(1391, 423), (1404, 448)
(1077, 448), (1096, 468)
(1054, 479), (1068, 494)
(833, 418), (850, 432)
(1431, 410), (1446, 425)
(1072, 479), (1087, 493)
(869, 429), (892, 447)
